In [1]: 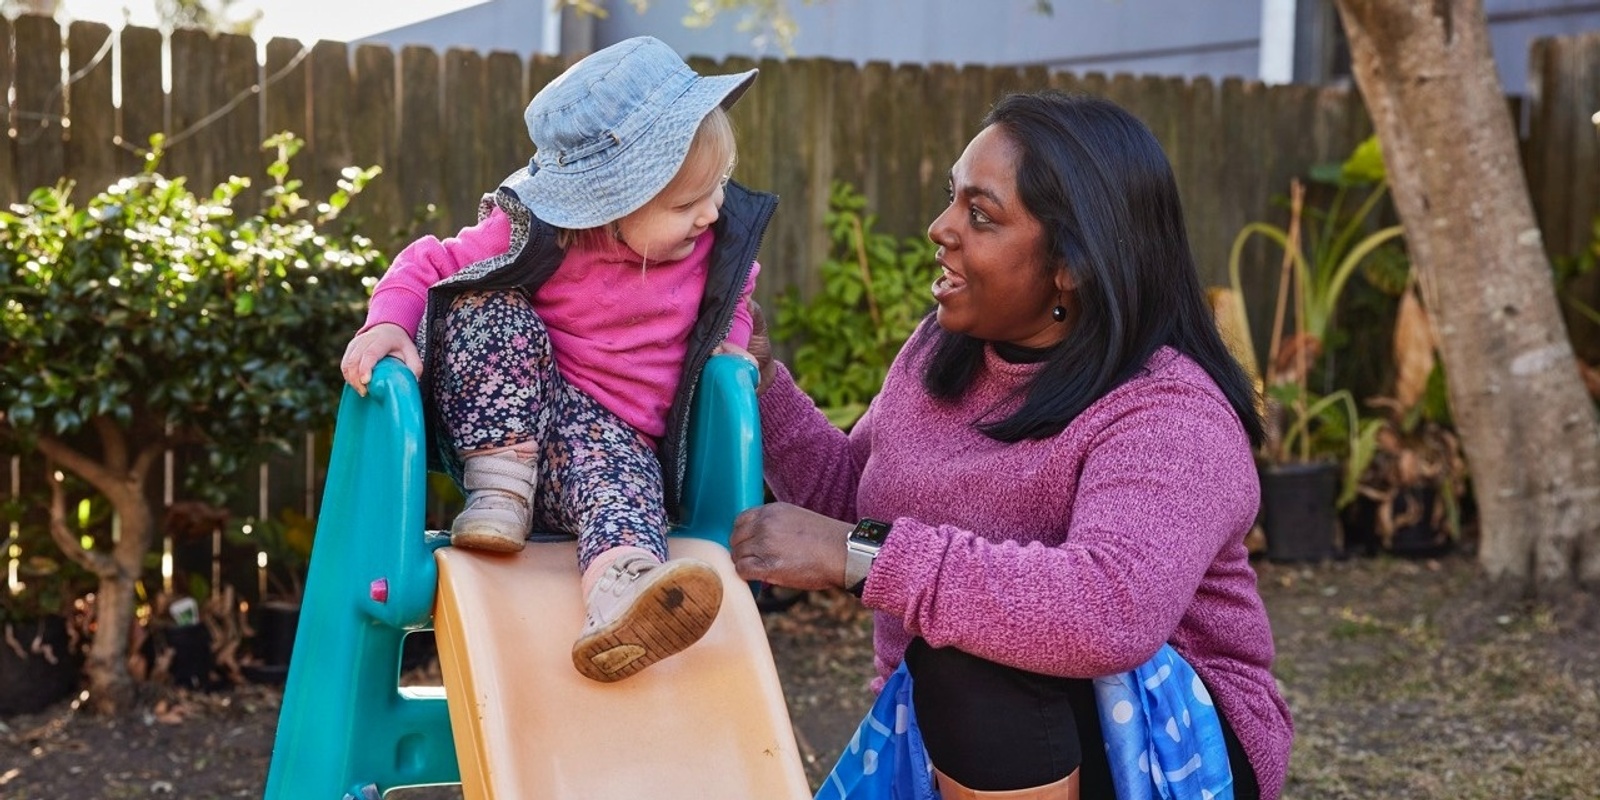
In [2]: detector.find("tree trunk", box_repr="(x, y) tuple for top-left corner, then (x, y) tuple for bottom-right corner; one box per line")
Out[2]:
(1333, 0), (1600, 589)
(39, 426), (163, 713)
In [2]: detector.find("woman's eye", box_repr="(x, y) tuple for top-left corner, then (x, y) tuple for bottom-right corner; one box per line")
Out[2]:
(969, 206), (991, 225)
(945, 186), (954, 204)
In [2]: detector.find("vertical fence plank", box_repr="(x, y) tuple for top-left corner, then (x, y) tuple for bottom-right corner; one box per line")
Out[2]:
(766, 54), (820, 303)
(167, 29), (218, 190)
(117, 25), (164, 178)
(14, 15), (64, 197)
(441, 48), (488, 231)
(1183, 77), (1227, 287)
(527, 53), (568, 99)
(64, 21), (117, 204)
(398, 45), (445, 239)
(1529, 32), (1600, 359)
(0, 17), (14, 206)
(857, 61), (893, 226)
(309, 41), (355, 209)
(262, 38), (310, 144)
(921, 62), (963, 245)
(485, 51), (528, 189)
(827, 58), (868, 204)
(349, 44), (402, 249)
(217, 32), (263, 214)
(784, 58), (836, 303)
(887, 64), (931, 249)
(1220, 77), (1278, 365)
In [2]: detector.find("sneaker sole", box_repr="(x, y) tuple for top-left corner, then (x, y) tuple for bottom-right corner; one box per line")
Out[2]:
(571, 561), (724, 683)
(450, 525), (528, 553)
(451, 521), (531, 553)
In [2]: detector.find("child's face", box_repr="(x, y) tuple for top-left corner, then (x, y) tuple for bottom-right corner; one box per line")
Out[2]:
(615, 167), (727, 263)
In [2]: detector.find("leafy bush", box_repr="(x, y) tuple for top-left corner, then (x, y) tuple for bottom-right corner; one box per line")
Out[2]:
(1, 133), (382, 484)
(772, 181), (938, 427)
(0, 132), (385, 710)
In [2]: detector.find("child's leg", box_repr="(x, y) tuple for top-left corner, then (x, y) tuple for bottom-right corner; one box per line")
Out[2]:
(435, 289), (558, 552)
(537, 388), (722, 682)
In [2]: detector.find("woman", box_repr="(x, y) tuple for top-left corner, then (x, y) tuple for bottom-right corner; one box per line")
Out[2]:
(731, 91), (1292, 799)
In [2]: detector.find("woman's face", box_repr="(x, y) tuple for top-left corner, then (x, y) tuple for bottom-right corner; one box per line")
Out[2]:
(928, 125), (1069, 349)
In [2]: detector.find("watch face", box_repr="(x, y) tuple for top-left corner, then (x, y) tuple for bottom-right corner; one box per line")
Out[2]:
(850, 518), (891, 546)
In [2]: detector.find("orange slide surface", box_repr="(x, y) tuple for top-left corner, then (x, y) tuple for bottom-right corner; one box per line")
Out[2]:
(432, 536), (813, 799)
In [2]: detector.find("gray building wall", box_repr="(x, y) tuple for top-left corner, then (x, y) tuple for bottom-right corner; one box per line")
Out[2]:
(353, 0), (1600, 96)
(1484, 0), (1600, 96)
(354, 1), (551, 58)
(596, 0), (1263, 81)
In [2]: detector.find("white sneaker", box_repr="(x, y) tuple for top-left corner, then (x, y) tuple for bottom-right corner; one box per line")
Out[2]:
(450, 451), (535, 552)
(571, 554), (723, 682)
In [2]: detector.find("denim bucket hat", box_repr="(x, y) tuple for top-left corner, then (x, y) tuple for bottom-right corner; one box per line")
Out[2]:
(507, 36), (757, 230)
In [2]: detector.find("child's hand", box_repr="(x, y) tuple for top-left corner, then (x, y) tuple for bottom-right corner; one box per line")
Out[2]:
(714, 341), (760, 370)
(340, 323), (422, 397)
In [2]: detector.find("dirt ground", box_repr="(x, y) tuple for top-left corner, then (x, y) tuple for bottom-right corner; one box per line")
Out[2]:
(2, 548), (1598, 800)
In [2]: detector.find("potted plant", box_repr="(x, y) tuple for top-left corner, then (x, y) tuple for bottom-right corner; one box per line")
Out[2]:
(1342, 280), (1471, 558)
(0, 505), (92, 715)
(229, 507), (315, 682)
(1218, 138), (1402, 561)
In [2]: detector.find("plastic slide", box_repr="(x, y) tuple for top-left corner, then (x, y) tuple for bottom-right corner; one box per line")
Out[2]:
(262, 355), (810, 799)
(434, 537), (811, 798)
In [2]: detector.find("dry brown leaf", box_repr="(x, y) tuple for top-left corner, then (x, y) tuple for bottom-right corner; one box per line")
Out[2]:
(1393, 285), (1437, 410)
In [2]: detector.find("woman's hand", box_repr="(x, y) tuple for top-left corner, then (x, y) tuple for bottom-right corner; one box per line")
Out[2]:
(340, 323), (422, 397)
(730, 502), (853, 591)
(745, 299), (777, 395)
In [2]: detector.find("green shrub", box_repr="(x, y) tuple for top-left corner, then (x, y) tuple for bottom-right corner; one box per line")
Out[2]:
(0, 132), (385, 709)
(773, 181), (938, 427)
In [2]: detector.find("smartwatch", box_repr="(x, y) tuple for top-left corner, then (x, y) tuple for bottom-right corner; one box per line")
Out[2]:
(844, 518), (892, 597)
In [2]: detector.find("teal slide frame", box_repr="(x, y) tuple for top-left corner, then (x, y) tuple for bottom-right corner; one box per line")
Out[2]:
(262, 354), (764, 798)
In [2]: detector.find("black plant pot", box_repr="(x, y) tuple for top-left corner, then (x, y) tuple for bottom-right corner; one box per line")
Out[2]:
(0, 615), (82, 716)
(1340, 494), (1380, 558)
(1260, 461), (1340, 563)
(165, 623), (215, 690)
(1384, 485), (1452, 559)
(246, 600), (300, 684)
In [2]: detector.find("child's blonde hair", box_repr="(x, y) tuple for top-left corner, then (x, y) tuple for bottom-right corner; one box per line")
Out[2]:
(558, 106), (737, 251)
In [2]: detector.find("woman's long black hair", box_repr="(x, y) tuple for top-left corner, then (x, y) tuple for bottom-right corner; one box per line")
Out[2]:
(917, 90), (1264, 448)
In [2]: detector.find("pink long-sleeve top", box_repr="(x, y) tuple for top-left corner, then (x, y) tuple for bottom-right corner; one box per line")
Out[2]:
(758, 338), (1293, 800)
(362, 207), (759, 442)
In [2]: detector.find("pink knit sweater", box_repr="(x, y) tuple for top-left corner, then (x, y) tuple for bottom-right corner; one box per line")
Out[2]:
(363, 207), (758, 441)
(758, 339), (1293, 799)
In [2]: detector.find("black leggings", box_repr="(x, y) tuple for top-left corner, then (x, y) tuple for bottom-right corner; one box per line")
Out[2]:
(904, 638), (1261, 798)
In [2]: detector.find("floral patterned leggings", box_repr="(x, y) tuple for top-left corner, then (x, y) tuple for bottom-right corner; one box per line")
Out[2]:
(434, 289), (668, 571)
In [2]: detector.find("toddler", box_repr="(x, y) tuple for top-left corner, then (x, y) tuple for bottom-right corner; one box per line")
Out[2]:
(340, 37), (771, 683)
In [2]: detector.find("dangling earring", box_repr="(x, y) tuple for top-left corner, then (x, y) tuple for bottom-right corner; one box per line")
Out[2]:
(1051, 304), (1067, 322)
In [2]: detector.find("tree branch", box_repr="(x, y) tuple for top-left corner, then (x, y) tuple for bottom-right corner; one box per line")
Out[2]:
(33, 433), (123, 500)
(44, 460), (117, 575)
(93, 415), (129, 474)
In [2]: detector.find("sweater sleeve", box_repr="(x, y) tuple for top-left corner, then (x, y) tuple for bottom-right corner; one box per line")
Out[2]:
(863, 378), (1260, 679)
(757, 361), (873, 522)
(724, 261), (761, 348)
(361, 207), (513, 338)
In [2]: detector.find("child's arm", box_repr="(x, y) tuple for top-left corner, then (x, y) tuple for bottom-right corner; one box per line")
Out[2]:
(722, 260), (762, 348)
(340, 207), (512, 396)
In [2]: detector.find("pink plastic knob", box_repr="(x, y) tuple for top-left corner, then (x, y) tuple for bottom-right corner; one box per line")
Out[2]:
(369, 578), (389, 604)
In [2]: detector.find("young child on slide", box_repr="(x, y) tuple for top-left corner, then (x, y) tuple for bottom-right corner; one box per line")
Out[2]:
(339, 36), (772, 683)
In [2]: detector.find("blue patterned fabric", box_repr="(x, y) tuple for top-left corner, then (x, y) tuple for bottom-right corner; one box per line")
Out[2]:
(814, 663), (937, 800)
(1093, 644), (1234, 800)
(819, 646), (1232, 800)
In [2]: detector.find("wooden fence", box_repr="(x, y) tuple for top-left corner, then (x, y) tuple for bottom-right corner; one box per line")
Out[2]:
(3, 16), (1598, 607)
